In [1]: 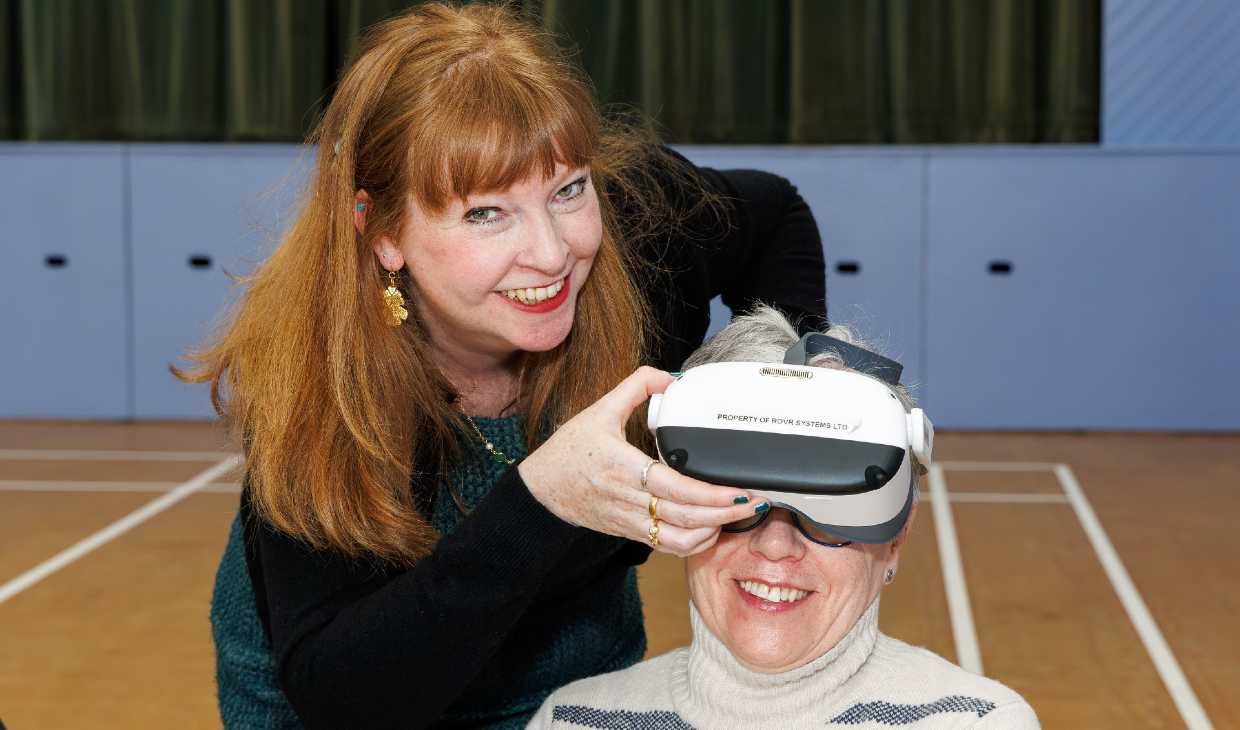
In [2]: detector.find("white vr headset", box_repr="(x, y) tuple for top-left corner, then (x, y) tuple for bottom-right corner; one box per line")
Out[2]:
(646, 334), (934, 544)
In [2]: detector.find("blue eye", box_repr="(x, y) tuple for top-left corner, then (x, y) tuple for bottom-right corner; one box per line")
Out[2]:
(464, 207), (502, 225)
(555, 177), (587, 202)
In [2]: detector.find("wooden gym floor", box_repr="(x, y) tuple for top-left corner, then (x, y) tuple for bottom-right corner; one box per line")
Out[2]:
(0, 420), (1236, 729)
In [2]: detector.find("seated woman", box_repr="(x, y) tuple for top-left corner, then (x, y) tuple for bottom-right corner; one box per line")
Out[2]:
(531, 305), (1039, 729)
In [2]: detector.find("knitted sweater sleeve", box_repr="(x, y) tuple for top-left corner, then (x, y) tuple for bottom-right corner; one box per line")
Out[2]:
(243, 465), (586, 730)
(638, 147), (828, 371)
(694, 158), (827, 329)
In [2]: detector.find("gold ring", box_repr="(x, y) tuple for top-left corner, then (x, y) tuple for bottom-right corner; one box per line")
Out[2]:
(640, 458), (657, 490)
(647, 518), (661, 547)
(648, 494), (660, 520)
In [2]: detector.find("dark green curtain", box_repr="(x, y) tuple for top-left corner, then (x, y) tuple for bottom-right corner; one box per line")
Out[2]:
(539, 0), (793, 144)
(0, 0), (1099, 144)
(0, 0), (405, 141)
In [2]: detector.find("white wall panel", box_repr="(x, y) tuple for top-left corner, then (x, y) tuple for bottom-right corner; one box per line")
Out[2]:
(3, 143), (1238, 430)
(129, 144), (314, 418)
(926, 149), (1240, 429)
(0, 145), (129, 418)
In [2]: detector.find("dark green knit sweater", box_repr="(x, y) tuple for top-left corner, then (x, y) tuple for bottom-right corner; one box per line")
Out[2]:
(211, 416), (645, 729)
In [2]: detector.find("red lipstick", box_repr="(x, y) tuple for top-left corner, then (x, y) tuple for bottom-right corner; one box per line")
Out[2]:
(500, 273), (571, 314)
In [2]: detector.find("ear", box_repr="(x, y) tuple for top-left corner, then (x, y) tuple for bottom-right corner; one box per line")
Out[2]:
(370, 234), (405, 273)
(355, 190), (406, 272)
(353, 190), (371, 236)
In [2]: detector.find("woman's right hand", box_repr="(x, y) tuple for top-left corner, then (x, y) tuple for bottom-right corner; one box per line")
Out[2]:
(517, 366), (764, 557)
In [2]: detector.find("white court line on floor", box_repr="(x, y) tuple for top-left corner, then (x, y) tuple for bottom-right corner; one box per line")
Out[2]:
(1055, 464), (1214, 730)
(935, 461), (1059, 472)
(927, 464), (983, 674)
(0, 449), (241, 462)
(0, 480), (241, 493)
(0, 456), (243, 606)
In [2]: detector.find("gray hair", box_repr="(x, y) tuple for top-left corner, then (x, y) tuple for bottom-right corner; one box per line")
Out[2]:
(683, 304), (923, 485)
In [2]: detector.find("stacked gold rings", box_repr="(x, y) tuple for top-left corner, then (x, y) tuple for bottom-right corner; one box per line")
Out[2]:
(641, 459), (660, 547)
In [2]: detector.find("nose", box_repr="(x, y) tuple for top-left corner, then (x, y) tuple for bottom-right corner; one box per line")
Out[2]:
(518, 210), (569, 275)
(749, 509), (807, 563)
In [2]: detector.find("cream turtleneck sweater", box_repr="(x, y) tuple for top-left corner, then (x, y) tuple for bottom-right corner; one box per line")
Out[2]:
(528, 599), (1039, 729)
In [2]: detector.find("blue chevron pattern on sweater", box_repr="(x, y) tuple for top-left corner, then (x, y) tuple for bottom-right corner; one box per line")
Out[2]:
(829, 695), (996, 725)
(552, 705), (698, 730)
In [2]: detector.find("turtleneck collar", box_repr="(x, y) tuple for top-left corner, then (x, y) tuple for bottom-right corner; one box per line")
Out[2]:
(670, 597), (880, 725)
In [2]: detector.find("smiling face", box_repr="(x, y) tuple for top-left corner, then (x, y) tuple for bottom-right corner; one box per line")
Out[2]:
(686, 507), (913, 673)
(368, 162), (602, 368)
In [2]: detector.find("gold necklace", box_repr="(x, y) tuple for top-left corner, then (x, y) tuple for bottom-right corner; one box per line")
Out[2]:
(463, 414), (516, 465)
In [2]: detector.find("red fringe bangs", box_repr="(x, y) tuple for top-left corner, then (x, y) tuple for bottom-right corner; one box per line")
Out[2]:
(407, 60), (599, 213)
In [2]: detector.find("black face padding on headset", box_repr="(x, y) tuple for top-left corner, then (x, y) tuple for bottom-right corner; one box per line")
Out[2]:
(654, 427), (906, 495)
(783, 333), (903, 386)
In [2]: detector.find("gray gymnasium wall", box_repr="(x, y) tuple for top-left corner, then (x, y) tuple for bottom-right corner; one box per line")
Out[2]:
(3, 0), (1238, 429)
(691, 147), (1240, 431)
(2, 143), (1237, 429)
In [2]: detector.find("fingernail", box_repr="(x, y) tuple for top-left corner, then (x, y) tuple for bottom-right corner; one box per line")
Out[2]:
(669, 371), (683, 378)
(753, 502), (770, 514)
(733, 496), (749, 505)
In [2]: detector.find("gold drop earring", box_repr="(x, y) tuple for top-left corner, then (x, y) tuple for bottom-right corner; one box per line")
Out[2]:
(383, 270), (408, 326)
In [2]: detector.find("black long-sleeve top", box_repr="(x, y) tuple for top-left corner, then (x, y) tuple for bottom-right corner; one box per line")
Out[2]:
(240, 149), (826, 728)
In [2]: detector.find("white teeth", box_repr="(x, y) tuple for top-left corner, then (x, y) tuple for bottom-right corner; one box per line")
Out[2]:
(503, 277), (565, 304)
(740, 580), (808, 604)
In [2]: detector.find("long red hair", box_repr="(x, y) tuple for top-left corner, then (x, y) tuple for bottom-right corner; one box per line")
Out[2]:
(174, 2), (690, 565)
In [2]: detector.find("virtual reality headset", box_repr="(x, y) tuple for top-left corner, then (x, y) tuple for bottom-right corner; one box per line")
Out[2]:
(646, 334), (934, 544)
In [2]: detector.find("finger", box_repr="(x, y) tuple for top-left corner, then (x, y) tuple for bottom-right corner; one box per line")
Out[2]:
(680, 527), (722, 557)
(650, 497), (761, 531)
(598, 366), (674, 422)
(633, 486), (743, 527)
(641, 519), (718, 558)
(643, 462), (752, 508)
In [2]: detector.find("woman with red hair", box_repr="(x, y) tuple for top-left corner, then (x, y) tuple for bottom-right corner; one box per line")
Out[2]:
(182, 3), (825, 728)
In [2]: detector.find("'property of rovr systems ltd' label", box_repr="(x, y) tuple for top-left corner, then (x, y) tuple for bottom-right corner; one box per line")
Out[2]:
(715, 412), (854, 432)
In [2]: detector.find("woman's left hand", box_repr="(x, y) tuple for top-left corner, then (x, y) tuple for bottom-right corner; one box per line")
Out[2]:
(519, 366), (761, 558)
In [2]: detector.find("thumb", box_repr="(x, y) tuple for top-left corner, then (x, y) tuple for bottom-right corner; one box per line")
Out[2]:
(599, 366), (675, 422)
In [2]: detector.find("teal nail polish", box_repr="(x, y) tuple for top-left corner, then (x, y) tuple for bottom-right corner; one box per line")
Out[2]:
(670, 371), (683, 378)
(754, 502), (770, 514)
(733, 496), (749, 505)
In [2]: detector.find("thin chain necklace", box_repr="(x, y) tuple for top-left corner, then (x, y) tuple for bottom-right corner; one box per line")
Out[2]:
(445, 415), (514, 518)
(462, 413), (516, 465)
